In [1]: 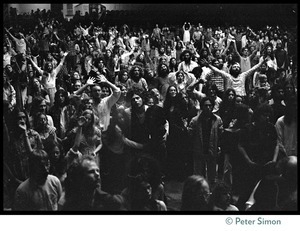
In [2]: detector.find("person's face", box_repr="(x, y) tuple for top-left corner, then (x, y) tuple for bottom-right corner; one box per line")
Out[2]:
(213, 60), (220, 68)
(242, 48), (249, 56)
(73, 81), (82, 91)
(82, 160), (101, 190)
(47, 63), (53, 71)
(184, 52), (191, 62)
(166, 46), (171, 53)
(59, 93), (65, 104)
(285, 84), (294, 95)
(120, 86), (127, 97)
(92, 86), (102, 99)
(235, 97), (243, 105)
(131, 94), (143, 108)
(213, 43), (219, 49)
(169, 86), (177, 98)
(85, 99), (93, 110)
(17, 112), (27, 128)
(231, 64), (241, 75)
(133, 67), (140, 77)
(37, 114), (48, 128)
(260, 64), (267, 72)
(159, 47), (165, 54)
(6, 65), (13, 72)
(266, 46), (272, 55)
(208, 88), (216, 97)
(176, 73), (184, 83)
(101, 87), (110, 98)
(160, 64), (168, 75)
(202, 100), (213, 115)
(34, 158), (50, 185)
(73, 72), (80, 80)
(39, 100), (47, 113)
(83, 112), (92, 127)
(228, 91), (235, 101)
(146, 98), (154, 107)
(51, 146), (61, 161)
(121, 72), (129, 82)
(138, 181), (152, 202)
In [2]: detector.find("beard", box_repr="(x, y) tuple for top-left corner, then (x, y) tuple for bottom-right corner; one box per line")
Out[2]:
(230, 69), (240, 77)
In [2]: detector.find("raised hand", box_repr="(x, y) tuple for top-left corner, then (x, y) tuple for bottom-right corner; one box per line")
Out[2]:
(98, 74), (107, 83)
(86, 76), (96, 85)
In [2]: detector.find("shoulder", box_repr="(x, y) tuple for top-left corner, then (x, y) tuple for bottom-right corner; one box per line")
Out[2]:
(155, 200), (167, 211)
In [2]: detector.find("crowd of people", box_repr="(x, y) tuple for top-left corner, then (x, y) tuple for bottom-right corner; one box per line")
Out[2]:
(3, 7), (297, 212)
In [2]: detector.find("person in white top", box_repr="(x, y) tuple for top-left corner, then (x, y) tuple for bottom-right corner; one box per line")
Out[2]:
(177, 50), (198, 73)
(202, 57), (267, 98)
(5, 27), (27, 55)
(28, 51), (69, 106)
(75, 75), (121, 131)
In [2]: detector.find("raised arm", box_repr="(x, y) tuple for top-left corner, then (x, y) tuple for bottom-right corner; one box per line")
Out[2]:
(54, 51), (69, 74)
(27, 56), (43, 75)
(202, 58), (231, 81)
(74, 76), (96, 95)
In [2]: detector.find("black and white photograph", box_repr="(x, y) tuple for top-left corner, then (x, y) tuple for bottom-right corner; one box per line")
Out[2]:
(2, 3), (297, 219)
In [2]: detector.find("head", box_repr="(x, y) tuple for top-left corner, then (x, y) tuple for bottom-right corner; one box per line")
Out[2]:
(200, 97), (215, 116)
(91, 84), (102, 100)
(181, 50), (193, 63)
(100, 85), (111, 98)
(65, 156), (100, 198)
(14, 109), (30, 132)
(181, 175), (211, 211)
(176, 71), (185, 84)
(211, 181), (232, 210)
(271, 84), (285, 101)
(167, 85), (178, 98)
(253, 104), (274, 126)
(29, 149), (50, 185)
(224, 88), (236, 103)
(81, 109), (95, 129)
(81, 97), (93, 111)
(54, 88), (69, 107)
(157, 63), (169, 77)
(230, 62), (241, 77)
(241, 47), (249, 57)
(127, 88), (145, 110)
(45, 62), (53, 72)
(129, 65), (144, 82)
(118, 70), (129, 83)
(34, 112), (48, 130)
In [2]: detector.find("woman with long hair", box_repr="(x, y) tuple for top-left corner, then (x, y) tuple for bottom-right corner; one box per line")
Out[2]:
(163, 85), (188, 181)
(49, 88), (76, 139)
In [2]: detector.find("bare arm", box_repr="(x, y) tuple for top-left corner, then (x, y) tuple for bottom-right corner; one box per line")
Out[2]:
(74, 77), (96, 95)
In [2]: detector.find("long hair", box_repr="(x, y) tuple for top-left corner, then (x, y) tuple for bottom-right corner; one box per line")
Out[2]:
(156, 63), (169, 77)
(53, 88), (70, 108)
(129, 65), (144, 82)
(30, 96), (47, 116)
(163, 85), (181, 111)
(10, 107), (31, 139)
(181, 175), (211, 211)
